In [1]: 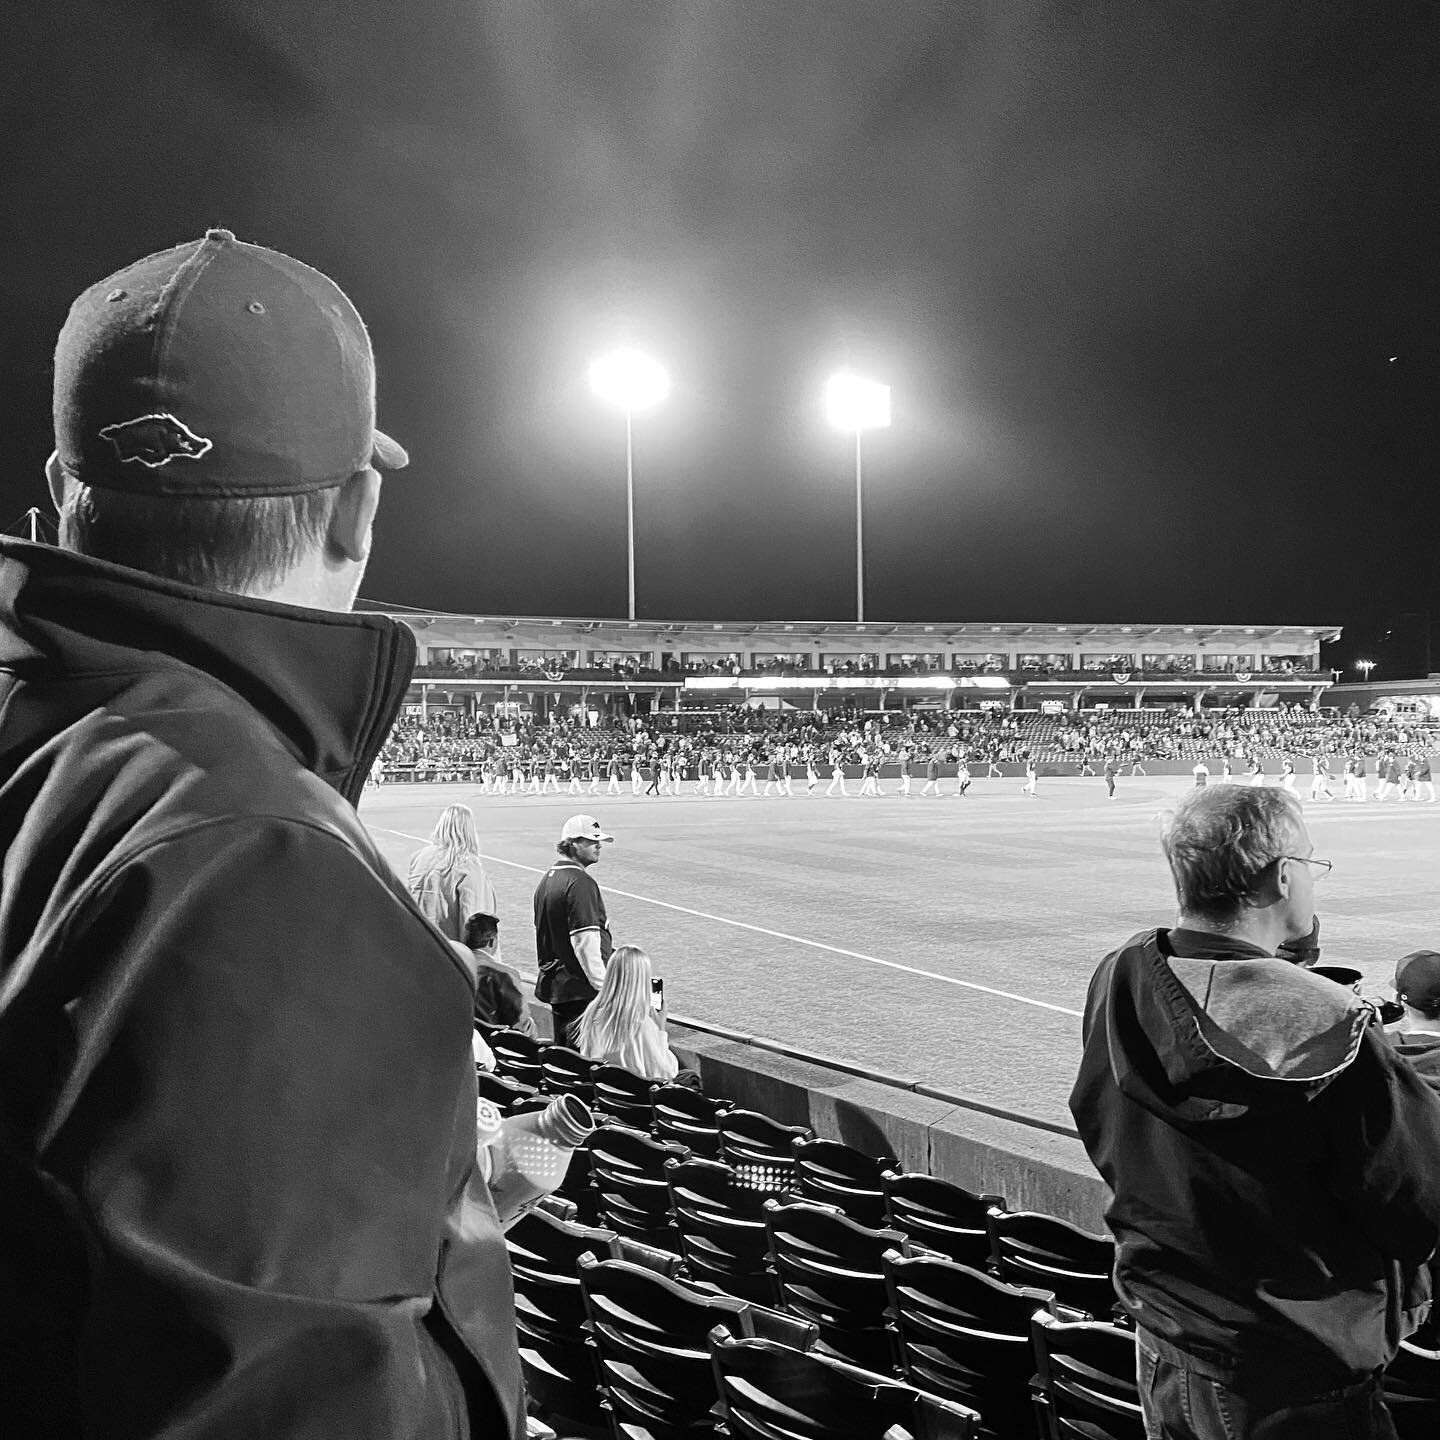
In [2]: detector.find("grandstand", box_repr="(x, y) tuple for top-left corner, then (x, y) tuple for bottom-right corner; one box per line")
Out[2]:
(381, 611), (1341, 720)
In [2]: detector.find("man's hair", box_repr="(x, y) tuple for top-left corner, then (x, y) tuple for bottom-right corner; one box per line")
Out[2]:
(463, 913), (499, 950)
(1162, 785), (1304, 923)
(556, 838), (588, 860)
(58, 478), (339, 593)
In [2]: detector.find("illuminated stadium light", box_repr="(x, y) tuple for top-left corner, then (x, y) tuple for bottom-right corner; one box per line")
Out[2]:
(588, 349), (671, 412)
(824, 372), (891, 432)
(823, 371), (892, 625)
(588, 349), (671, 621)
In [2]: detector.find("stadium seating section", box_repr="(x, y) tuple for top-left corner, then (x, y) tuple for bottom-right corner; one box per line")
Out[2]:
(481, 1022), (1440, 1438)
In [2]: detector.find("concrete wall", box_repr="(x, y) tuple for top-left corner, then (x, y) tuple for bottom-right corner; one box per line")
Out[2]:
(668, 1023), (1109, 1234)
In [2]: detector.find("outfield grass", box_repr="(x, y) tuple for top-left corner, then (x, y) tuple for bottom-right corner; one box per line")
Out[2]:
(361, 777), (1440, 1130)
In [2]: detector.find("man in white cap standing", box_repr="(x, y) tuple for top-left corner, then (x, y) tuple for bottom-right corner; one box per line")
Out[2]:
(534, 814), (615, 1046)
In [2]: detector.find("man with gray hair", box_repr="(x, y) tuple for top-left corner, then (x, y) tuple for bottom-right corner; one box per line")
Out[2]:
(1070, 785), (1440, 1439)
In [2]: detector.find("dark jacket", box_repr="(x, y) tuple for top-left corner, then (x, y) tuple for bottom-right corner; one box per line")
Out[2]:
(1388, 1026), (1440, 1093)
(1070, 927), (1440, 1394)
(0, 540), (523, 1439)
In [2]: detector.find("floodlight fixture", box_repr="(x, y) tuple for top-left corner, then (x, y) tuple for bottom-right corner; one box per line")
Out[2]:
(588, 348), (671, 413)
(1355, 659), (1376, 681)
(824, 370), (892, 622)
(588, 348), (671, 620)
(824, 371), (892, 433)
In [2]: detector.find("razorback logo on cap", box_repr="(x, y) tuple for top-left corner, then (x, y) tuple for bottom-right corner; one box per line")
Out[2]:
(98, 413), (214, 468)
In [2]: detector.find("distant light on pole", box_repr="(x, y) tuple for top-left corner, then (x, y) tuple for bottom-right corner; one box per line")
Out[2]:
(1355, 658), (1376, 682)
(588, 349), (670, 620)
(824, 372), (892, 623)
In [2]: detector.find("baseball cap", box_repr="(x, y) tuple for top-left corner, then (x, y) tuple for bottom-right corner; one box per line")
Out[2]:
(52, 228), (408, 497)
(1395, 950), (1440, 1009)
(560, 815), (613, 843)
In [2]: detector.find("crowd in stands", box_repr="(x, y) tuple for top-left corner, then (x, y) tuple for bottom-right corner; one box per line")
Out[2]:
(375, 702), (1440, 787)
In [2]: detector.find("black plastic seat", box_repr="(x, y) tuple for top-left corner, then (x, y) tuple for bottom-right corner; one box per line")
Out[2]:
(490, 1027), (545, 1089)
(763, 1198), (907, 1373)
(541, 1043), (596, 1105)
(882, 1172), (1005, 1270)
(653, 1083), (726, 1157)
(792, 1137), (892, 1229)
(588, 1122), (689, 1247)
(719, 1108), (813, 1194)
(1029, 1309), (1144, 1440)
(666, 1155), (775, 1303)
(884, 1248), (1054, 1440)
(987, 1206), (1117, 1319)
(1384, 1338), (1440, 1440)
(592, 1064), (656, 1130)
(475, 1069), (536, 1111)
(709, 1327), (979, 1440)
(505, 1206), (618, 1430)
(579, 1253), (752, 1437)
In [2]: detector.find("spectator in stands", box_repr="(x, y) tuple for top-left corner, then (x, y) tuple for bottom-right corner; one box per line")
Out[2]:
(1071, 785), (1440, 1439)
(0, 233), (523, 1436)
(577, 944), (681, 1082)
(407, 802), (498, 941)
(1387, 950), (1440, 1092)
(462, 912), (534, 1035)
(534, 814), (614, 1045)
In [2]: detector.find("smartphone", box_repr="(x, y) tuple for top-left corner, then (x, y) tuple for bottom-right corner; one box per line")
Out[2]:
(650, 977), (664, 1012)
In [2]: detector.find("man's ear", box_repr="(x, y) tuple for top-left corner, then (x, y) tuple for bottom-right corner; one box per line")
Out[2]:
(45, 452), (68, 512)
(326, 468), (382, 565)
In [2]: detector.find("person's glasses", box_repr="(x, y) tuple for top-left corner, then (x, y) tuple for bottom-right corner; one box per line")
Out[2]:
(1276, 855), (1332, 877)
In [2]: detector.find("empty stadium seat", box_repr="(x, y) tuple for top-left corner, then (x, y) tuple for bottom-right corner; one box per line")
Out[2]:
(709, 1327), (979, 1440)
(986, 1206), (1118, 1319)
(540, 1043), (596, 1105)
(653, 1083), (726, 1157)
(505, 1206), (617, 1430)
(666, 1155), (775, 1303)
(591, 1064), (656, 1130)
(792, 1136), (892, 1228)
(475, 1069), (535, 1111)
(882, 1172), (1005, 1270)
(489, 1027), (544, 1089)
(720, 1108), (813, 1193)
(1029, 1309), (1144, 1440)
(883, 1248), (1054, 1440)
(587, 1122), (689, 1247)
(763, 1198), (907, 1373)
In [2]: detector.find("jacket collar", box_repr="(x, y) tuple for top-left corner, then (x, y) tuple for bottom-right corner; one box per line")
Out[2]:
(0, 539), (414, 804)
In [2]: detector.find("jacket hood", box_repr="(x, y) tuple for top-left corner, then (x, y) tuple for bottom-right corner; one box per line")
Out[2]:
(0, 539), (414, 804)
(1095, 929), (1372, 1125)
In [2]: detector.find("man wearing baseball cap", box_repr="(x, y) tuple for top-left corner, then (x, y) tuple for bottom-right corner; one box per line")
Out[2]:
(1388, 950), (1440, 1092)
(534, 815), (615, 1046)
(0, 234), (522, 1437)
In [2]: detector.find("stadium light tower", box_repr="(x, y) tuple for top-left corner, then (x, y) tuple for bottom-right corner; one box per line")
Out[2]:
(589, 348), (671, 620)
(824, 371), (891, 622)
(1355, 658), (1376, 682)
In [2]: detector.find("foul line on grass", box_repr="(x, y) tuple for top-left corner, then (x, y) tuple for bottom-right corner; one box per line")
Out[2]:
(371, 825), (1083, 1019)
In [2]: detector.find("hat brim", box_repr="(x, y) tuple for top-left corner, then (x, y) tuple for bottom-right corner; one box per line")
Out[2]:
(372, 428), (409, 470)
(595, 830), (614, 843)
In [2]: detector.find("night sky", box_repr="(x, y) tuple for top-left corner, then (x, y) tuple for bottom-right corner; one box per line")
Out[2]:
(4, 3), (1437, 674)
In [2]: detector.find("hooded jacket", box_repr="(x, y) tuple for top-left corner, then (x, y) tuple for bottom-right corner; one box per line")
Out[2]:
(1070, 927), (1440, 1395)
(0, 540), (523, 1439)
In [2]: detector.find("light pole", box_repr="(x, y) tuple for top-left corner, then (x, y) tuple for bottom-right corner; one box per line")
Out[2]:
(824, 371), (891, 622)
(1355, 659), (1376, 683)
(588, 349), (670, 620)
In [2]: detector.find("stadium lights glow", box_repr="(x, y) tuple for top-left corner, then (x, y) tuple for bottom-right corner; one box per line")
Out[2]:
(824, 371), (892, 624)
(588, 348), (671, 622)
(824, 372), (892, 433)
(1355, 659), (1376, 680)
(588, 349), (671, 412)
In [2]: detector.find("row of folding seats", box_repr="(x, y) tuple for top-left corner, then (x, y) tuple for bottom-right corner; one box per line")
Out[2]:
(508, 1195), (1139, 1439)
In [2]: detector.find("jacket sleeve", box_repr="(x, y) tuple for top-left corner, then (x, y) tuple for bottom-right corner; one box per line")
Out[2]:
(51, 817), (518, 1440)
(1324, 1027), (1440, 1266)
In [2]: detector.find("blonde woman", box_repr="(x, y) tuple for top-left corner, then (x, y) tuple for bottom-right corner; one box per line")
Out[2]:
(407, 804), (498, 941)
(576, 945), (679, 1082)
